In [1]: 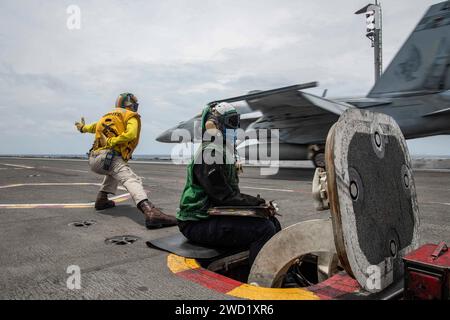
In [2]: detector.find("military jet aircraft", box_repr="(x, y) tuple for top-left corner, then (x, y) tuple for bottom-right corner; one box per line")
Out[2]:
(156, 1), (450, 167)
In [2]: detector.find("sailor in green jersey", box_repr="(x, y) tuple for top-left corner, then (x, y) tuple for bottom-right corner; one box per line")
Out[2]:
(177, 102), (281, 266)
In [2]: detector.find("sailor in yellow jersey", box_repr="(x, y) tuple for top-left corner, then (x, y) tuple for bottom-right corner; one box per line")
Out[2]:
(75, 93), (177, 229)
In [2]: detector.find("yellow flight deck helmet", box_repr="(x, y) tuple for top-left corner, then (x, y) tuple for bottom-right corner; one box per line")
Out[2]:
(115, 93), (139, 112)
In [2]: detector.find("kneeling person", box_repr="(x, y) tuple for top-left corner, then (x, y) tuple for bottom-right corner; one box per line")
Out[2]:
(177, 102), (281, 266)
(75, 92), (177, 229)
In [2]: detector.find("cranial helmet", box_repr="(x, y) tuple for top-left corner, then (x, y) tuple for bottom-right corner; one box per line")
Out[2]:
(212, 102), (240, 130)
(115, 93), (139, 112)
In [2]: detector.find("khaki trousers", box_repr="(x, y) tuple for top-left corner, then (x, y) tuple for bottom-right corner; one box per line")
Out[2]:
(88, 150), (148, 205)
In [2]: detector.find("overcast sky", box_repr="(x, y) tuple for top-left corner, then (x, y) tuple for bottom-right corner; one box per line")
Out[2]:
(0, 0), (447, 156)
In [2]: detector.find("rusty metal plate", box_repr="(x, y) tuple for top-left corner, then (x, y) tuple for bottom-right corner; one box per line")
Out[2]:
(325, 109), (420, 292)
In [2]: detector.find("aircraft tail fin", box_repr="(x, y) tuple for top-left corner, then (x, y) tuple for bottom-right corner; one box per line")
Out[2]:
(368, 2), (450, 98)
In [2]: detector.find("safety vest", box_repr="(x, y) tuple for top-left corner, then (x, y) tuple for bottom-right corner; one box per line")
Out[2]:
(92, 108), (141, 161)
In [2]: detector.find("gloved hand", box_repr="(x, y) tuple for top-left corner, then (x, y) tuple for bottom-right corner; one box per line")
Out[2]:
(75, 117), (85, 133)
(267, 200), (280, 217)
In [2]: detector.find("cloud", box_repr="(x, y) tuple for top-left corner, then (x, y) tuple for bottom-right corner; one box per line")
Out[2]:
(0, 0), (446, 155)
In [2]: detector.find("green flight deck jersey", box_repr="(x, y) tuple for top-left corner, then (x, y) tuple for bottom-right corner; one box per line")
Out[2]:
(177, 106), (239, 221)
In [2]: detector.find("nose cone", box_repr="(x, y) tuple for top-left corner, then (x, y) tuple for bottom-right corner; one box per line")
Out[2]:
(156, 118), (197, 143)
(156, 129), (173, 143)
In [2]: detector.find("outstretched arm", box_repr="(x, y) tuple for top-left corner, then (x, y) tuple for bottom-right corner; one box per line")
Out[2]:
(75, 117), (97, 134)
(81, 122), (97, 133)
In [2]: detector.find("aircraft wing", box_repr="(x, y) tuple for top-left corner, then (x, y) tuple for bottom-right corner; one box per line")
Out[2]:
(246, 90), (351, 115)
(242, 86), (354, 144)
(156, 82), (355, 145)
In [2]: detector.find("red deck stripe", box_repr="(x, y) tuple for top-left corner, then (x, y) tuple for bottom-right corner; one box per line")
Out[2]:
(308, 272), (360, 299)
(177, 268), (243, 294)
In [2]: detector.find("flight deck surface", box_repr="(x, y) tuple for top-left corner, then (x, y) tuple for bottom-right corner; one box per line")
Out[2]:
(0, 157), (448, 299)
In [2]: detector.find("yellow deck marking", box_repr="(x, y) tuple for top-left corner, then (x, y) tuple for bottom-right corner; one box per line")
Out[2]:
(0, 182), (125, 189)
(0, 193), (131, 209)
(0, 183), (130, 209)
(167, 254), (321, 300)
(227, 283), (319, 300)
(167, 254), (201, 273)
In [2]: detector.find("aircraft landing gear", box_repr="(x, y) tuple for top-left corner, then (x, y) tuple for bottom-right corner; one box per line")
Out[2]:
(308, 145), (325, 168)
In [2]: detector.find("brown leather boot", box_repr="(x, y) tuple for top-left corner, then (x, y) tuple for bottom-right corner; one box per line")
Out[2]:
(138, 200), (178, 229)
(94, 191), (115, 210)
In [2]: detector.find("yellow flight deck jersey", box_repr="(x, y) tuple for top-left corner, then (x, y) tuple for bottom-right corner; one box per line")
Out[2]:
(82, 108), (141, 161)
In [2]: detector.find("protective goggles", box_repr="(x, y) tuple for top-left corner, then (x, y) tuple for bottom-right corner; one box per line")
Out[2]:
(130, 102), (139, 112)
(222, 113), (240, 129)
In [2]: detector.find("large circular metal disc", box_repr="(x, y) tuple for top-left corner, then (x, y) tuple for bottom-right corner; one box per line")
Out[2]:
(325, 109), (420, 293)
(248, 219), (336, 288)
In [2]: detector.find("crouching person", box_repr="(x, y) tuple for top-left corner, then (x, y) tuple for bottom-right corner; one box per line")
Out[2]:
(75, 92), (177, 229)
(176, 102), (281, 266)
